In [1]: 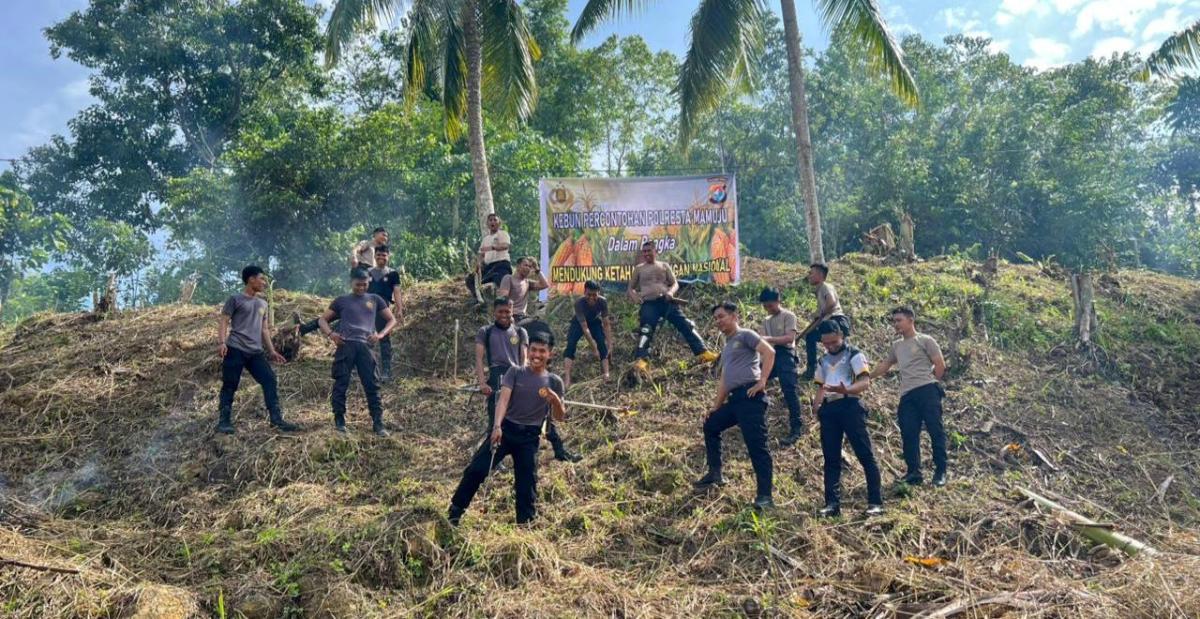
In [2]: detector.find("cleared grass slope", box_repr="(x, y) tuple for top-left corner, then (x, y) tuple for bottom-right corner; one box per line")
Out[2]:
(2, 254), (1199, 618)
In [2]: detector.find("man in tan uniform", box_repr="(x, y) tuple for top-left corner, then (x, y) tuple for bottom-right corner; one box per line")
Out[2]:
(627, 241), (717, 370)
(871, 306), (948, 487)
(803, 263), (850, 380)
(759, 287), (804, 445)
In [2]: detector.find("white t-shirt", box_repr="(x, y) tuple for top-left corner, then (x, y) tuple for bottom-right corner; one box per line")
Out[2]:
(481, 230), (511, 265)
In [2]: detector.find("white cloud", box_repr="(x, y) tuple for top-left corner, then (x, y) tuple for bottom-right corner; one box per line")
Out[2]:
(1050, 0), (1088, 12)
(1027, 37), (1072, 69)
(1091, 36), (1136, 57)
(1142, 8), (1182, 42)
(883, 3), (917, 36)
(995, 11), (1015, 26)
(1071, 0), (1162, 39)
(990, 39), (1014, 54)
(1000, 0), (1044, 15)
(939, 7), (981, 32)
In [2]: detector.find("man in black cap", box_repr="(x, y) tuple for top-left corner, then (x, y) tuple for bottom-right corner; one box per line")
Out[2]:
(216, 265), (299, 434)
(759, 287), (804, 445)
(317, 268), (397, 436)
(475, 297), (580, 462)
(812, 320), (882, 517)
(449, 330), (568, 525)
(694, 301), (776, 510)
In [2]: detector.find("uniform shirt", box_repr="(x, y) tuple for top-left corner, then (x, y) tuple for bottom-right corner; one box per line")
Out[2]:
(353, 240), (377, 266)
(499, 274), (531, 315)
(631, 261), (676, 301)
(762, 308), (798, 349)
(575, 296), (609, 323)
(720, 328), (764, 391)
(815, 282), (845, 318)
(329, 293), (388, 344)
(481, 230), (511, 265)
(500, 367), (564, 426)
(221, 293), (268, 354)
(368, 267), (401, 306)
(476, 323), (528, 369)
(886, 332), (943, 396)
(815, 346), (870, 396)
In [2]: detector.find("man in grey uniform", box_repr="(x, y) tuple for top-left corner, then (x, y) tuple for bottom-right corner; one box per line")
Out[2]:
(449, 331), (568, 525)
(693, 301), (777, 510)
(216, 265), (299, 434)
(317, 268), (397, 436)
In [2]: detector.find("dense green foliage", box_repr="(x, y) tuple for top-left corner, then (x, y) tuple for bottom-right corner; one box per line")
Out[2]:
(1, 0), (1197, 320)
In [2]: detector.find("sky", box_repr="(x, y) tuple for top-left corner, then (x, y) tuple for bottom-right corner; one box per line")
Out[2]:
(0, 0), (1196, 170)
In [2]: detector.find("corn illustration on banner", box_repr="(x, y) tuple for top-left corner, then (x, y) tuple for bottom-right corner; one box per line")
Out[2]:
(539, 175), (739, 298)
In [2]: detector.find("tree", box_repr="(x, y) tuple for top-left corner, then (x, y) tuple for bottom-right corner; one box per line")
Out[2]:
(15, 0), (325, 278)
(1033, 58), (1148, 346)
(324, 0), (540, 235)
(0, 179), (70, 318)
(571, 0), (918, 264)
(1138, 19), (1200, 81)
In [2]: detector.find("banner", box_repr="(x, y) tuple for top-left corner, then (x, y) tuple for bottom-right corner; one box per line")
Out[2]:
(538, 175), (739, 297)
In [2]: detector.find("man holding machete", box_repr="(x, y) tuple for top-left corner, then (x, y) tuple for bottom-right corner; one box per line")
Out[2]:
(475, 297), (580, 463)
(802, 263), (851, 380)
(449, 330), (568, 526)
(759, 287), (805, 446)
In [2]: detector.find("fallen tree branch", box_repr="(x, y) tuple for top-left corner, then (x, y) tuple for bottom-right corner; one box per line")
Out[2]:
(921, 590), (1047, 618)
(1017, 487), (1157, 557)
(0, 558), (81, 575)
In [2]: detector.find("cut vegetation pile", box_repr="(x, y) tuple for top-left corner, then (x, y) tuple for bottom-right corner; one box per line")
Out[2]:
(2, 254), (1200, 617)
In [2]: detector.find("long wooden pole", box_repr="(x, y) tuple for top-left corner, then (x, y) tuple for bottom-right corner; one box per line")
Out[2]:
(1018, 487), (1157, 557)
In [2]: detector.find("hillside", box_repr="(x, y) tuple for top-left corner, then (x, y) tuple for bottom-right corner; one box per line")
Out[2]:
(2, 254), (1200, 618)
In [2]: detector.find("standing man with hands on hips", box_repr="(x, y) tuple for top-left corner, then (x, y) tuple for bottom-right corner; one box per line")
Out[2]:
(317, 268), (397, 437)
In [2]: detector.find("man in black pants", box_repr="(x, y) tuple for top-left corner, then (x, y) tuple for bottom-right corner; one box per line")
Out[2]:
(759, 287), (804, 445)
(466, 213), (513, 302)
(694, 301), (777, 510)
(367, 245), (403, 382)
(449, 331), (568, 525)
(562, 280), (612, 387)
(317, 268), (397, 436)
(475, 297), (580, 462)
(627, 241), (718, 371)
(803, 263), (851, 380)
(872, 306), (948, 487)
(216, 265), (299, 434)
(812, 320), (883, 517)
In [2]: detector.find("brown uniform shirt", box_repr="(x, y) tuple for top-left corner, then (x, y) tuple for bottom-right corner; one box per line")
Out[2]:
(815, 282), (844, 318)
(631, 260), (676, 301)
(762, 309), (798, 349)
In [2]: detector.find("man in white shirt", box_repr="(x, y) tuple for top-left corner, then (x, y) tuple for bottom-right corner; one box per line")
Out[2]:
(466, 213), (513, 302)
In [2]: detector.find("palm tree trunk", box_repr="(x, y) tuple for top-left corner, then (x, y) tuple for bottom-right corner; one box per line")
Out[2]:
(463, 0), (496, 237)
(779, 0), (825, 264)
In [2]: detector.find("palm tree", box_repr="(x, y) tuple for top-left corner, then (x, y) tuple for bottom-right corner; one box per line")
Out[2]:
(1137, 19), (1200, 81)
(572, 0), (918, 264)
(326, 0), (540, 235)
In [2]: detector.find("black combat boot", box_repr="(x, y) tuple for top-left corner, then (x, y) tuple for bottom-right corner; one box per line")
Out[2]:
(268, 409), (299, 432)
(216, 407), (235, 434)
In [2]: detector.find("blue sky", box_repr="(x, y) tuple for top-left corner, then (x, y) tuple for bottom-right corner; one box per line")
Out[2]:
(1, 0), (1195, 169)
